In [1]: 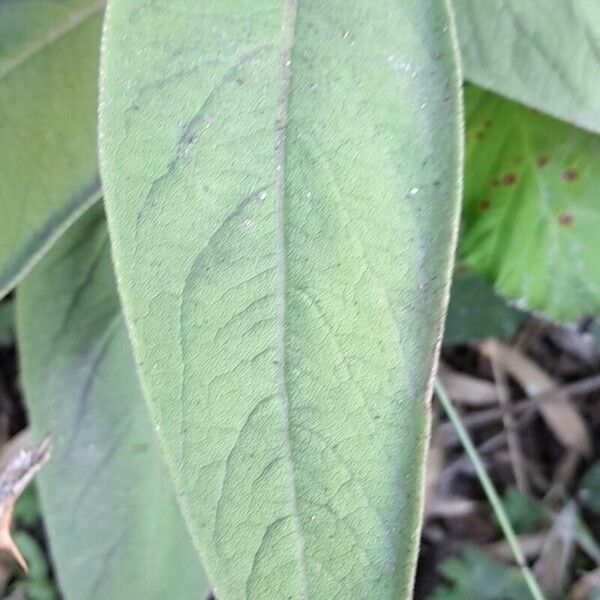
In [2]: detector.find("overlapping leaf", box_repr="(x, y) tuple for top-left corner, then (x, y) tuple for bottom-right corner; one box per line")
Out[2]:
(99, 1), (462, 597)
(17, 206), (209, 600)
(453, 0), (600, 133)
(0, 0), (103, 298)
(444, 270), (526, 344)
(461, 86), (600, 320)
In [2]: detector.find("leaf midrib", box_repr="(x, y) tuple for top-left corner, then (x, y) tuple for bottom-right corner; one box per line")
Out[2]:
(273, 0), (309, 596)
(0, 0), (104, 81)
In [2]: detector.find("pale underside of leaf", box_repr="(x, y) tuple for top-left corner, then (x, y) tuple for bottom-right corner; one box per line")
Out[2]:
(0, 0), (103, 299)
(100, 1), (463, 598)
(17, 206), (208, 600)
(0, 0), (104, 80)
(452, 0), (600, 134)
(273, 1), (309, 594)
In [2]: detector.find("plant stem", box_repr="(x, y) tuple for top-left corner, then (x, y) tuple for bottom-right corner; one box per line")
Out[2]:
(434, 378), (546, 600)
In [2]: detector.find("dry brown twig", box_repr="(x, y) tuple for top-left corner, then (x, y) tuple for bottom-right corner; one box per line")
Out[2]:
(479, 341), (591, 455)
(488, 343), (529, 493)
(439, 373), (600, 434)
(423, 409), (445, 518)
(533, 503), (577, 596)
(0, 431), (52, 571)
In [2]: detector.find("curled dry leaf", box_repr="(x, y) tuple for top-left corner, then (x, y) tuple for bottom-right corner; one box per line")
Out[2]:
(0, 431), (52, 571)
(479, 340), (591, 455)
(438, 362), (499, 406)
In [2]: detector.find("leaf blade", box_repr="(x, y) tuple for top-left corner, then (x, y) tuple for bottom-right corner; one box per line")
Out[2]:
(17, 206), (209, 600)
(0, 0), (102, 298)
(461, 85), (600, 320)
(452, 0), (600, 133)
(99, 1), (463, 597)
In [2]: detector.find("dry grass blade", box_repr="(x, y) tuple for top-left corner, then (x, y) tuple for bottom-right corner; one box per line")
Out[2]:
(548, 449), (581, 500)
(487, 532), (547, 563)
(438, 362), (498, 406)
(479, 341), (591, 455)
(441, 374), (600, 432)
(424, 412), (445, 518)
(0, 432), (52, 571)
(435, 380), (546, 600)
(569, 567), (600, 600)
(533, 503), (577, 596)
(427, 496), (477, 519)
(488, 343), (529, 493)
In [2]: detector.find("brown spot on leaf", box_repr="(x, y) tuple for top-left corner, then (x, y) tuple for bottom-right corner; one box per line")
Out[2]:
(558, 213), (574, 227)
(537, 156), (549, 168)
(484, 119), (492, 129)
(479, 198), (491, 210)
(562, 169), (578, 182)
(476, 131), (485, 140)
(502, 173), (517, 186)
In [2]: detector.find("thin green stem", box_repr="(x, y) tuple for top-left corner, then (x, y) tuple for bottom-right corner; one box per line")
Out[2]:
(434, 378), (546, 600)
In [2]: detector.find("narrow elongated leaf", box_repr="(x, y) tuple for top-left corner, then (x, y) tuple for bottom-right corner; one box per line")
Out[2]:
(17, 206), (209, 600)
(0, 0), (103, 299)
(452, 0), (600, 133)
(99, 2), (462, 598)
(461, 86), (600, 320)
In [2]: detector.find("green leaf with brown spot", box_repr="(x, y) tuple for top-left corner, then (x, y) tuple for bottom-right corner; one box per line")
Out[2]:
(98, 1), (463, 598)
(461, 85), (600, 320)
(0, 0), (103, 298)
(17, 206), (209, 600)
(452, 0), (600, 133)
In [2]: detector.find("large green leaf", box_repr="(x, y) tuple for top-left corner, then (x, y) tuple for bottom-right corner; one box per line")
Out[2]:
(0, 0), (103, 299)
(17, 206), (209, 600)
(444, 270), (526, 344)
(452, 0), (600, 133)
(460, 86), (600, 320)
(0, 300), (14, 346)
(99, 1), (462, 597)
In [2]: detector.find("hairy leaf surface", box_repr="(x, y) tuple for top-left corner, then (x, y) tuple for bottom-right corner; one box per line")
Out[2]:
(0, 0), (103, 298)
(17, 206), (209, 600)
(99, 2), (462, 597)
(461, 86), (600, 320)
(453, 0), (600, 133)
